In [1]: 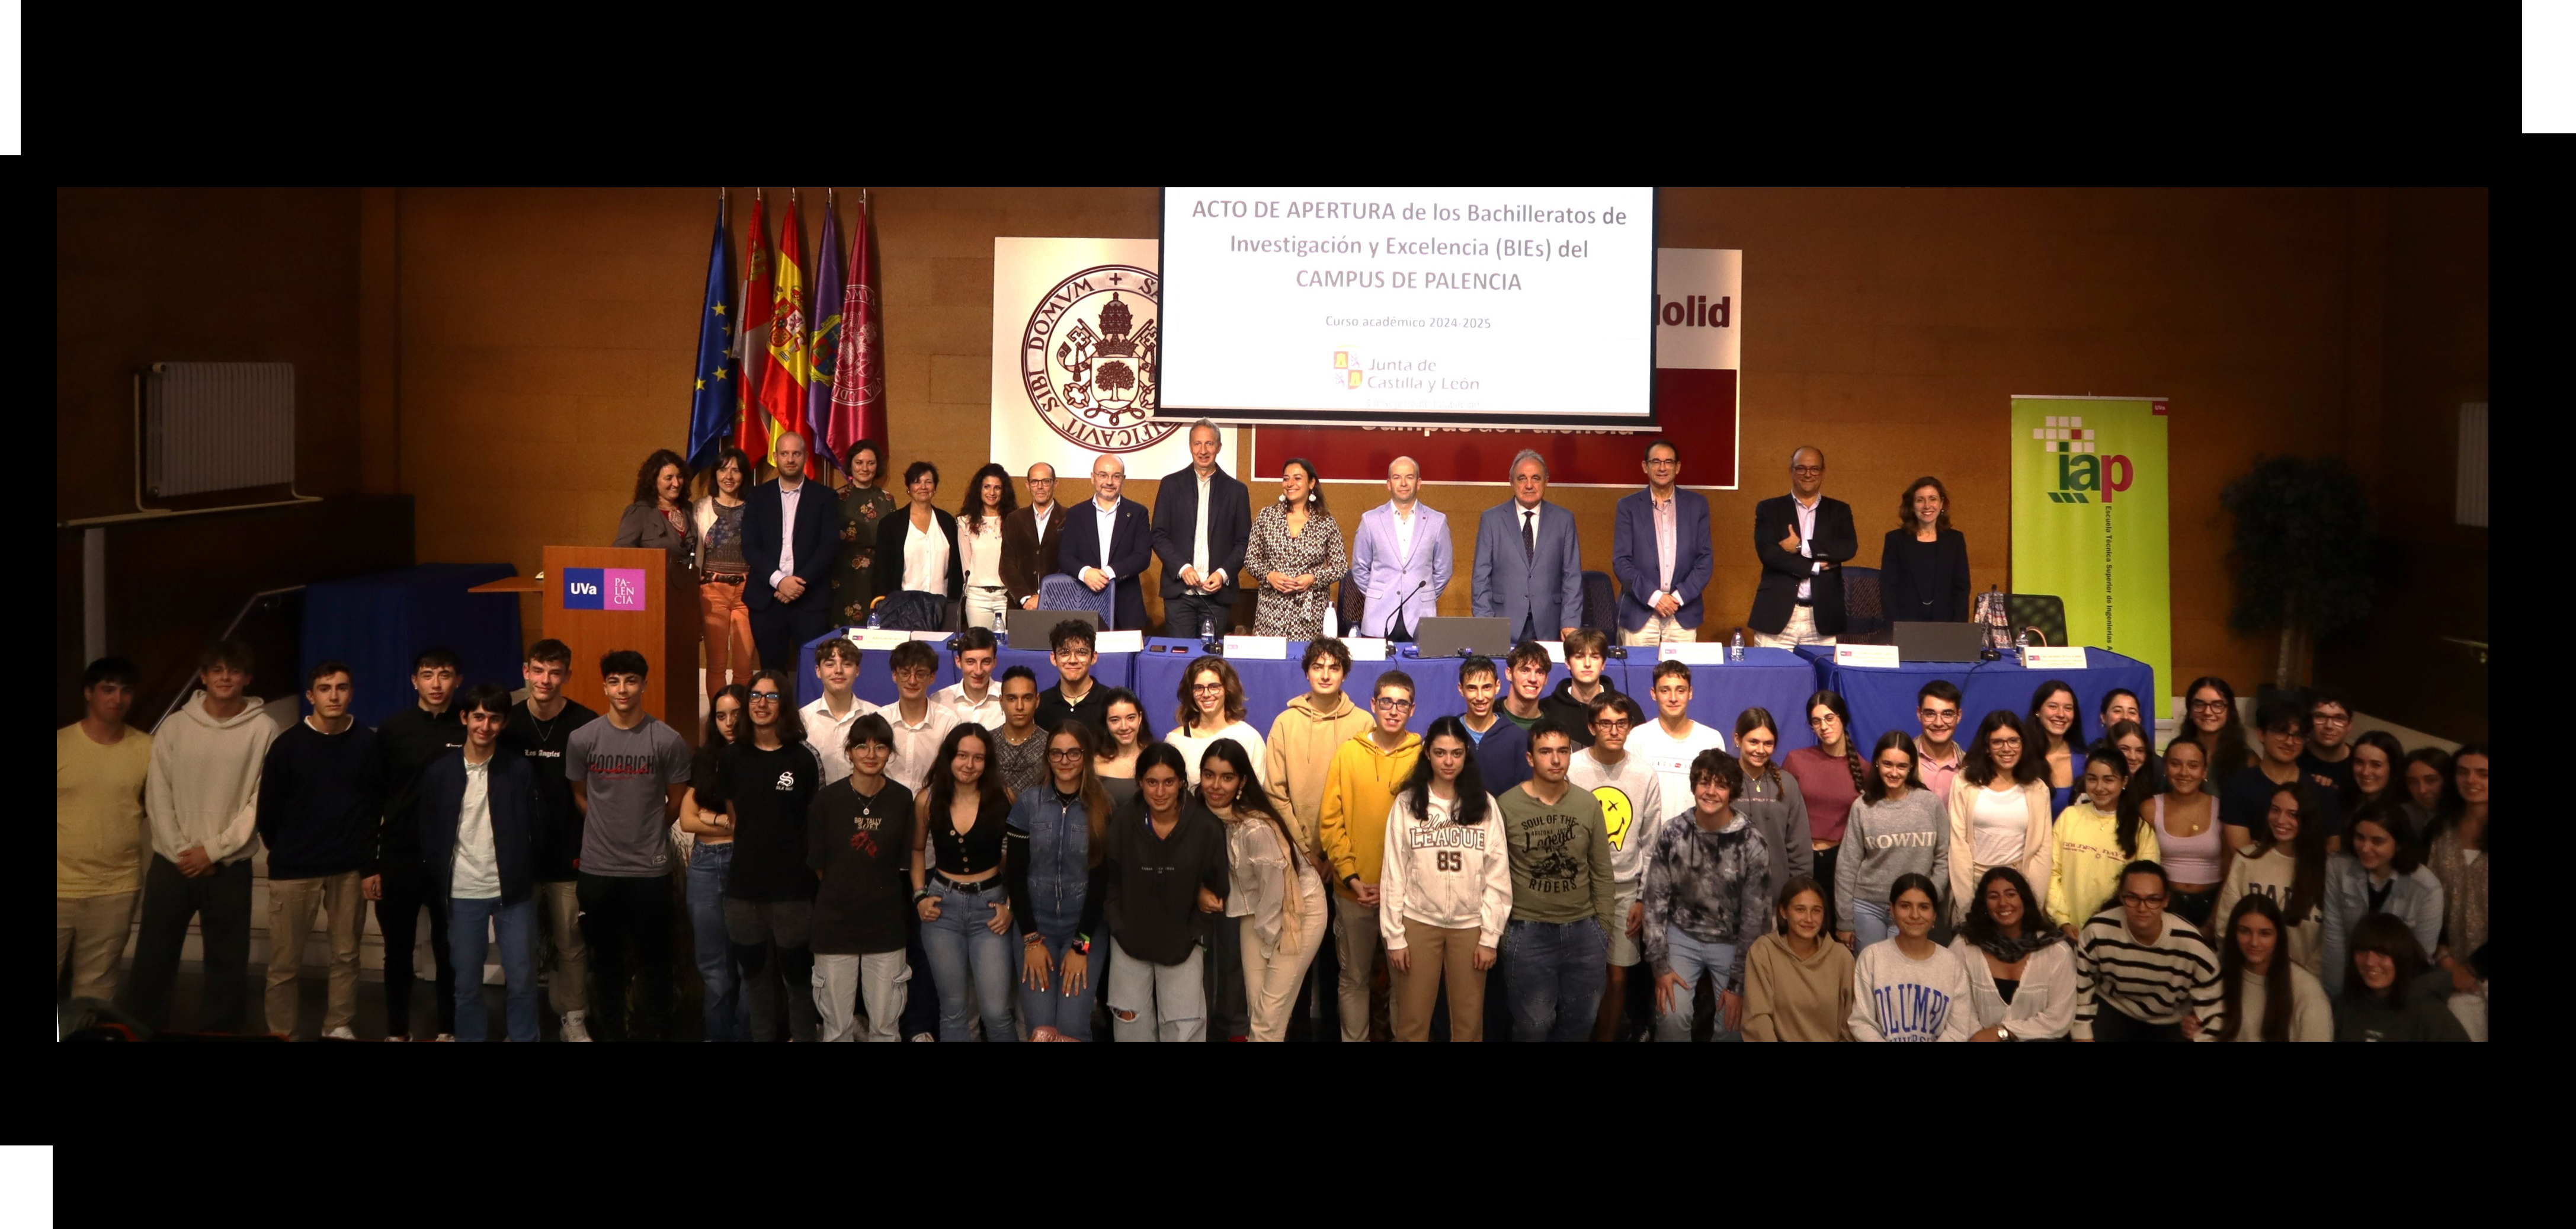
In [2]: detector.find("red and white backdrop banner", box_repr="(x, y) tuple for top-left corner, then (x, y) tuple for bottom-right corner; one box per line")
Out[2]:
(991, 240), (1739, 488)
(1253, 247), (1741, 488)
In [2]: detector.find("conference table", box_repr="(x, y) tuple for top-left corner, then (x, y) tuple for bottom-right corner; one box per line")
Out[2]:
(1130, 639), (1821, 750)
(1795, 646), (2157, 748)
(794, 628), (1135, 709)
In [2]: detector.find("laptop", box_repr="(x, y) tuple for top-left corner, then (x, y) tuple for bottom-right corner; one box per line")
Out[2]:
(1893, 620), (1988, 662)
(1414, 616), (1513, 658)
(1006, 607), (1100, 648)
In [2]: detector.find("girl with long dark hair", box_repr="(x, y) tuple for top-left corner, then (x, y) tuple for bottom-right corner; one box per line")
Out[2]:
(1202, 737), (1322, 1042)
(1950, 866), (2075, 1041)
(2173, 675), (2254, 779)
(1742, 876), (1854, 1042)
(911, 722), (1015, 1041)
(1783, 689), (1863, 933)
(2048, 748), (2158, 934)
(957, 463), (1017, 631)
(2193, 893), (2329, 1042)
(2151, 734), (2225, 927)
(676, 683), (751, 1041)
(2213, 780), (2329, 977)
(1378, 716), (1510, 1042)
(1946, 710), (2052, 926)
(1005, 722), (1111, 1040)
(1102, 743), (1230, 1041)
(1848, 873), (1973, 1042)
(1835, 731), (1944, 951)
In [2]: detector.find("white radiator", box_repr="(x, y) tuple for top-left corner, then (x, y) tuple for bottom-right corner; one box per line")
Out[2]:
(145, 362), (296, 497)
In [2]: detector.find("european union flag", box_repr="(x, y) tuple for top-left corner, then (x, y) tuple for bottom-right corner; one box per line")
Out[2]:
(685, 199), (735, 472)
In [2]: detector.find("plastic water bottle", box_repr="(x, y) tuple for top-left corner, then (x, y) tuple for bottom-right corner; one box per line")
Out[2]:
(1730, 629), (1745, 662)
(2014, 628), (2029, 667)
(1201, 616), (1216, 642)
(866, 607), (880, 630)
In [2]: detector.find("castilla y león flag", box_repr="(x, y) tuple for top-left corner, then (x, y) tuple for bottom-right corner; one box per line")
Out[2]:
(731, 194), (774, 462)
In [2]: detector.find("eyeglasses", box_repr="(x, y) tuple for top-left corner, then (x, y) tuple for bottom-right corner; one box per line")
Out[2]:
(1987, 737), (2022, 750)
(1808, 714), (1838, 726)
(2187, 699), (2231, 713)
(2117, 893), (2169, 907)
(1645, 457), (1677, 468)
(1917, 709), (1958, 725)
(1374, 697), (1414, 710)
(1191, 682), (1226, 693)
(748, 692), (782, 702)
(1045, 748), (1086, 760)
(1592, 718), (1630, 731)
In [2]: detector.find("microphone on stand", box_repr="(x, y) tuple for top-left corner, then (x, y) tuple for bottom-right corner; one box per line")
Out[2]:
(1384, 580), (1428, 643)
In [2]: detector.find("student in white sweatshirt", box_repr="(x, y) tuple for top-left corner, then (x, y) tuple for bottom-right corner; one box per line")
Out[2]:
(130, 641), (280, 1033)
(1949, 866), (2077, 1041)
(2190, 892), (2331, 1042)
(1380, 717), (1512, 1042)
(1849, 873), (1975, 1042)
(1567, 692), (1662, 1042)
(1164, 657), (1267, 788)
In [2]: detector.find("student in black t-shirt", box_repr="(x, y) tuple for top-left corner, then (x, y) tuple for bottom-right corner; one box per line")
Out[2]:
(809, 713), (916, 1042)
(2222, 700), (2343, 856)
(370, 647), (466, 1041)
(1035, 620), (1110, 738)
(678, 684), (751, 1042)
(2299, 689), (2359, 808)
(500, 639), (599, 1041)
(699, 669), (822, 1042)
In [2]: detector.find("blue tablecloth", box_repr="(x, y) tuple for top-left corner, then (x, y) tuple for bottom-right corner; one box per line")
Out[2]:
(1132, 639), (1821, 750)
(301, 563), (522, 726)
(1801, 646), (2157, 750)
(795, 629), (1135, 709)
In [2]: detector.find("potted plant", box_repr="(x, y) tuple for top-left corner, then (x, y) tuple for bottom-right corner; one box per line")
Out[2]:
(2220, 455), (2383, 693)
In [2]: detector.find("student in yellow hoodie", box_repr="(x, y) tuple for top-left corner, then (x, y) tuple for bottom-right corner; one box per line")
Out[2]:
(2048, 751), (2158, 934)
(1265, 638), (1373, 877)
(1318, 671), (1423, 1044)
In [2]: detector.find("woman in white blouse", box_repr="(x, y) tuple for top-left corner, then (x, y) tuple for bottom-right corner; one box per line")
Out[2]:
(957, 463), (1015, 632)
(1949, 866), (2077, 1041)
(880, 460), (964, 629)
(1946, 710), (2053, 926)
(1163, 656), (1268, 788)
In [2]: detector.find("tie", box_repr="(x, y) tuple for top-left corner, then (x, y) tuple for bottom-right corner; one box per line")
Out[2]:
(1521, 510), (1535, 564)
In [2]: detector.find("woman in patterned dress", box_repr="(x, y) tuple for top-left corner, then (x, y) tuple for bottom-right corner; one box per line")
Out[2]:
(1243, 457), (1348, 640)
(832, 439), (898, 626)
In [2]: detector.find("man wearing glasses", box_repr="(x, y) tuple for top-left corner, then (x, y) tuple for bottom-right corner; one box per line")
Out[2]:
(1055, 453), (1153, 630)
(1317, 673), (1423, 1043)
(1911, 681), (1966, 801)
(1568, 693), (1664, 1041)
(1748, 446), (1856, 649)
(2299, 690), (2358, 802)
(1612, 439), (1712, 646)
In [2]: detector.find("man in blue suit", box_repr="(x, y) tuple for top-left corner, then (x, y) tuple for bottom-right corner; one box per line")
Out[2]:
(741, 431), (840, 672)
(1350, 455), (1451, 638)
(1611, 439), (1713, 645)
(1472, 449), (1585, 642)
(1056, 452), (1154, 630)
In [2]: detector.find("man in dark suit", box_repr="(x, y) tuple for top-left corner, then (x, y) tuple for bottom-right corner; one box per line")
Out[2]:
(1149, 420), (1251, 638)
(1055, 452), (1154, 630)
(1471, 449), (1585, 642)
(741, 431), (840, 670)
(1611, 438), (1714, 645)
(1749, 445), (1857, 647)
(1001, 461), (1068, 614)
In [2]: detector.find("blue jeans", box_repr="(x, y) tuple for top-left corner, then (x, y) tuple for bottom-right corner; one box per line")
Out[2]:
(1020, 931), (1097, 1041)
(448, 895), (537, 1042)
(1501, 918), (1607, 1042)
(686, 842), (751, 1042)
(920, 879), (1018, 1042)
(1654, 927), (1741, 1043)
(1851, 899), (1893, 952)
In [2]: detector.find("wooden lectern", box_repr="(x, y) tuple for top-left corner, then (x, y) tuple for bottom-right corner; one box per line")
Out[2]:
(473, 546), (699, 743)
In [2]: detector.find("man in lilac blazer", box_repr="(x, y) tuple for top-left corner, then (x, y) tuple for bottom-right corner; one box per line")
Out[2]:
(1611, 439), (1713, 644)
(1348, 456), (1451, 639)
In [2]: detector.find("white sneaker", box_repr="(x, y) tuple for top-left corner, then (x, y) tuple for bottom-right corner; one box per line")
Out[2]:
(432, 1033), (455, 1042)
(323, 1026), (358, 1041)
(559, 1011), (593, 1042)
(909, 1031), (936, 1042)
(385, 1034), (410, 1043)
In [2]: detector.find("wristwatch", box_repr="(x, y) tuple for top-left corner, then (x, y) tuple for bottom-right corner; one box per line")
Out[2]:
(1997, 1024), (2017, 1042)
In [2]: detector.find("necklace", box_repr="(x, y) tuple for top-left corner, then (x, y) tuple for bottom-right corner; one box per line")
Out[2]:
(526, 704), (563, 743)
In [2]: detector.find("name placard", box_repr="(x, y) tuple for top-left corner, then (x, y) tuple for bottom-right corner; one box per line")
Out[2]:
(1223, 635), (1289, 660)
(2022, 646), (2088, 670)
(1094, 629), (1144, 654)
(1542, 640), (1566, 662)
(909, 630), (953, 642)
(1343, 638), (1389, 662)
(1659, 642), (1731, 664)
(848, 629), (912, 651)
(1834, 644), (1901, 669)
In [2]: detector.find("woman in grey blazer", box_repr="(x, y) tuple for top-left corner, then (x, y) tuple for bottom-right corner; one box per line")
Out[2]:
(613, 449), (697, 566)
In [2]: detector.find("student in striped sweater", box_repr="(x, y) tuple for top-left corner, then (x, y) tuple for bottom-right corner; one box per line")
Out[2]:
(2072, 860), (2221, 1042)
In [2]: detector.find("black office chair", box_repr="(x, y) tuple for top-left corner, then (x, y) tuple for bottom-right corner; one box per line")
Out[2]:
(1840, 565), (1888, 638)
(1337, 579), (1366, 636)
(2007, 593), (2068, 648)
(1579, 571), (1617, 633)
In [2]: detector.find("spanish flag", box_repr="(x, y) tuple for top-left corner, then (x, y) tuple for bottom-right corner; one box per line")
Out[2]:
(756, 199), (809, 473)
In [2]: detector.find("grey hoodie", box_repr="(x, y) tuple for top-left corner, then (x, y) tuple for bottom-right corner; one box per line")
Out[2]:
(146, 692), (280, 866)
(1834, 789), (1947, 932)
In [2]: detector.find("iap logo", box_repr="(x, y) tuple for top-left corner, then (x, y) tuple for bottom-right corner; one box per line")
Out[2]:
(563, 568), (649, 611)
(2034, 415), (2132, 504)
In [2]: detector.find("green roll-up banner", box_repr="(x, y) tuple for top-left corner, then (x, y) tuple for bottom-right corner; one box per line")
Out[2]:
(2009, 396), (2171, 706)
